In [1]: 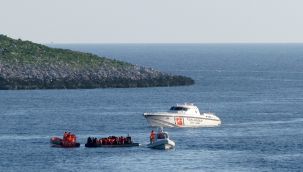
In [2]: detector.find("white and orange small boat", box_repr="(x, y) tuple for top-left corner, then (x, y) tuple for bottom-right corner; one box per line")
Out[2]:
(147, 128), (175, 150)
(144, 103), (221, 128)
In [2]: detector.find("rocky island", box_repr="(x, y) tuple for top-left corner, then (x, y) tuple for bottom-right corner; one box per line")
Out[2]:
(0, 35), (194, 89)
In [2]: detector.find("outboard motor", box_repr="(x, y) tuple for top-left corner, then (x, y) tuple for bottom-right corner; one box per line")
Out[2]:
(87, 137), (92, 144)
(126, 136), (132, 144)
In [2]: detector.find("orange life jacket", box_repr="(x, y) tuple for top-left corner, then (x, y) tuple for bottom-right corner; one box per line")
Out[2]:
(150, 132), (155, 139)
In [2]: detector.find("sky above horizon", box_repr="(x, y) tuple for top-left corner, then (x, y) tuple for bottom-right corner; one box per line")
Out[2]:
(1, 0), (303, 43)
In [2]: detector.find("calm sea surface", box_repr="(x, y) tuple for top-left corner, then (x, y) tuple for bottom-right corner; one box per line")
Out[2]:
(1, 44), (303, 171)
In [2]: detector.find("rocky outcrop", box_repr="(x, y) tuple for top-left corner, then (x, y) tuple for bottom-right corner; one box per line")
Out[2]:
(0, 35), (194, 89)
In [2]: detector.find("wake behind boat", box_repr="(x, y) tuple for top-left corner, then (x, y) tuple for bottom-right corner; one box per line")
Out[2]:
(144, 103), (221, 128)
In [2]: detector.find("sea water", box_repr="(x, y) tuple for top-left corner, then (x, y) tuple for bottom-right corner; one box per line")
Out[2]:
(1, 44), (303, 171)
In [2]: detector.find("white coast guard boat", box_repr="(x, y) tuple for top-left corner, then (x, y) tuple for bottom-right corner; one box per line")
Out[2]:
(144, 103), (221, 128)
(147, 128), (175, 150)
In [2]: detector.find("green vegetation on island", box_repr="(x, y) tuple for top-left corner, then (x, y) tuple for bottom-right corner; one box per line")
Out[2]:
(0, 35), (194, 89)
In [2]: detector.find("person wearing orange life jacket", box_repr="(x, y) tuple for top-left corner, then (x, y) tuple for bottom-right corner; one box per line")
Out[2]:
(67, 132), (72, 142)
(71, 134), (76, 143)
(150, 130), (155, 143)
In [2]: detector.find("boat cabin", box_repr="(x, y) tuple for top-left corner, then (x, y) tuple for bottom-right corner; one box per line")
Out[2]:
(169, 103), (200, 115)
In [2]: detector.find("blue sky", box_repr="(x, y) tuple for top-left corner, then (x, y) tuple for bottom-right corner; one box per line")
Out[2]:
(1, 0), (303, 43)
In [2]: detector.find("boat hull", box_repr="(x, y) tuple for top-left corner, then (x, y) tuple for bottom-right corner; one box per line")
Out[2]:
(147, 139), (175, 150)
(144, 114), (221, 128)
(85, 143), (140, 148)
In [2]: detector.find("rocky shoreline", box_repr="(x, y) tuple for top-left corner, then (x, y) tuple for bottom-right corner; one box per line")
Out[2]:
(0, 35), (194, 89)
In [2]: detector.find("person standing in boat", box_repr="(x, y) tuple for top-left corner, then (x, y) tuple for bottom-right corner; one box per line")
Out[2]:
(63, 132), (68, 141)
(150, 130), (155, 143)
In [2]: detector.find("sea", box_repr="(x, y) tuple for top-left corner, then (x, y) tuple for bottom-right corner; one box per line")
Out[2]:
(1, 44), (303, 172)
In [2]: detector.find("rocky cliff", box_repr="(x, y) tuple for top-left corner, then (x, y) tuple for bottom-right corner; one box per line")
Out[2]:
(0, 35), (194, 89)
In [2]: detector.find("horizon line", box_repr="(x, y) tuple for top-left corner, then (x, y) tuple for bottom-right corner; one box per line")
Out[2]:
(44, 42), (303, 45)
(5, 34), (303, 45)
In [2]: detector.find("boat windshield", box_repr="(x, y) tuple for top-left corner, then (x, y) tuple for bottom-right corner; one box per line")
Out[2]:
(170, 106), (188, 111)
(157, 132), (168, 139)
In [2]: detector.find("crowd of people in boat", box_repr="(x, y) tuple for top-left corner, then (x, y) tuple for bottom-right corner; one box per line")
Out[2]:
(86, 135), (133, 145)
(51, 129), (173, 149)
(63, 132), (77, 143)
(49, 131), (79, 147)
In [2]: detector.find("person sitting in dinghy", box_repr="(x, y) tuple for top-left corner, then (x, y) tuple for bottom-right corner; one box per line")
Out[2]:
(157, 129), (168, 139)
